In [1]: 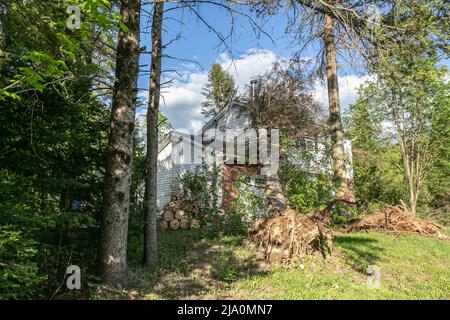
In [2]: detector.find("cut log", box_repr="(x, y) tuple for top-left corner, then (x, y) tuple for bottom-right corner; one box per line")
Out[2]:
(179, 219), (189, 229)
(163, 210), (174, 221)
(190, 219), (200, 229)
(159, 220), (168, 230)
(168, 200), (181, 208)
(169, 219), (180, 230)
(175, 209), (185, 220)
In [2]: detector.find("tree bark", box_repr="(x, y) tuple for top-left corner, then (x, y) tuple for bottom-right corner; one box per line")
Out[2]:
(394, 106), (420, 216)
(323, 14), (353, 203)
(143, 0), (164, 269)
(265, 174), (287, 216)
(99, 0), (141, 289)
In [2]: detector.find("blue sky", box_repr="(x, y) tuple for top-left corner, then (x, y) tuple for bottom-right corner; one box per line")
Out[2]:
(137, 3), (370, 133)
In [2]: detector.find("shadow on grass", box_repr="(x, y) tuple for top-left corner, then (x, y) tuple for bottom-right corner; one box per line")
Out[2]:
(129, 229), (269, 299)
(334, 235), (385, 274)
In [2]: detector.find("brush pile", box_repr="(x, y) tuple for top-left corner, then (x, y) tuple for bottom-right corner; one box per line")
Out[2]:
(159, 195), (200, 231)
(250, 207), (333, 263)
(344, 205), (447, 238)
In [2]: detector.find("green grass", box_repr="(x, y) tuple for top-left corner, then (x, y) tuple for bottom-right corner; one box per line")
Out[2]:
(130, 228), (450, 300)
(231, 232), (450, 299)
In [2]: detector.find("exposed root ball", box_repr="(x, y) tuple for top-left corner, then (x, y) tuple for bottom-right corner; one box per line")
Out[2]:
(344, 205), (447, 239)
(250, 209), (333, 263)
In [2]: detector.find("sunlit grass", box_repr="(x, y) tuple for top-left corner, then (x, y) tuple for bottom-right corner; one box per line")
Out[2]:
(132, 227), (450, 300)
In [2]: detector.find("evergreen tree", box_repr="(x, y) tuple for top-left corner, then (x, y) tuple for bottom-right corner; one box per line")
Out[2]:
(201, 63), (237, 117)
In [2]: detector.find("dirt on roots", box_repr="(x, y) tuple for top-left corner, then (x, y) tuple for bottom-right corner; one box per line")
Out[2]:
(250, 208), (334, 264)
(250, 203), (448, 264)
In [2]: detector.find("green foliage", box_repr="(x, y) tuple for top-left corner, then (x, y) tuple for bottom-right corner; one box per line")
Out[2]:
(280, 164), (333, 213)
(347, 51), (449, 213)
(232, 173), (266, 223)
(212, 250), (239, 283)
(279, 136), (334, 213)
(201, 63), (237, 117)
(176, 165), (221, 227)
(1, 0), (119, 98)
(346, 99), (407, 211)
(0, 226), (45, 299)
(0, 0), (114, 299)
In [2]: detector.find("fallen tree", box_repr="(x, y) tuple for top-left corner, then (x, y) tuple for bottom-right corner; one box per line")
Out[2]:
(344, 205), (448, 239)
(250, 174), (337, 263)
(250, 207), (334, 263)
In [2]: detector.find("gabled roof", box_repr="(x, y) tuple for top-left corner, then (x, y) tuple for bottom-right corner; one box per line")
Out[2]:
(158, 98), (247, 154)
(158, 131), (206, 154)
(200, 98), (247, 133)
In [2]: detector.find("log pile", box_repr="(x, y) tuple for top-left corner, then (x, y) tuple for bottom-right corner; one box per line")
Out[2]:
(159, 195), (200, 231)
(344, 205), (448, 239)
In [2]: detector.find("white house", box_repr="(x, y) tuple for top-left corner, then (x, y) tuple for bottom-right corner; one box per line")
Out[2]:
(157, 100), (354, 210)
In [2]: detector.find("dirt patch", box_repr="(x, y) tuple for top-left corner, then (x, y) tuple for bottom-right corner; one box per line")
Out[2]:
(344, 205), (448, 239)
(141, 240), (268, 299)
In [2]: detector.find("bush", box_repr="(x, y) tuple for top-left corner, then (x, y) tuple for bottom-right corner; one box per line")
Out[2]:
(175, 164), (221, 227)
(0, 226), (45, 299)
(279, 164), (333, 213)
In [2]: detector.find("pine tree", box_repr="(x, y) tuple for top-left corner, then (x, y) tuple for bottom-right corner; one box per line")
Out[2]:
(201, 63), (236, 117)
(99, 0), (141, 288)
(143, 0), (164, 270)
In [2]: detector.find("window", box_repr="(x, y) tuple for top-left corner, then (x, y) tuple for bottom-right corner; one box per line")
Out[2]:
(295, 138), (316, 152)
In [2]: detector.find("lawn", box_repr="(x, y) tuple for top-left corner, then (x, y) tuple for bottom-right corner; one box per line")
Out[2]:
(118, 228), (450, 300)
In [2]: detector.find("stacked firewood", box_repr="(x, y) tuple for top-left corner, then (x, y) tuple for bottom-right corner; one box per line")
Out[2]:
(159, 195), (200, 230)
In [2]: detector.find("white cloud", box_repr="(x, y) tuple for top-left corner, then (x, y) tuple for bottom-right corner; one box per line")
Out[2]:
(313, 74), (373, 112)
(139, 49), (373, 135)
(218, 49), (279, 91)
(157, 49), (279, 133)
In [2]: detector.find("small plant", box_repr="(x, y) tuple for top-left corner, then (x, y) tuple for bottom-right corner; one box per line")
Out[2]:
(212, 251), (239, 283)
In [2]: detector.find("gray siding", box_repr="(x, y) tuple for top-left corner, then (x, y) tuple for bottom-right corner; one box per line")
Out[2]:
(157, 159), (197, 210)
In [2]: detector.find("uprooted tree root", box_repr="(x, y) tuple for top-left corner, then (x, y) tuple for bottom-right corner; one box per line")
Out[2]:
(250, 207), (334, 264)
(344, 205), (448, 239)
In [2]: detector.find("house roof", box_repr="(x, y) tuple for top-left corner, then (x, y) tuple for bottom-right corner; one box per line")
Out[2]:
(158, 98), (245, 154)
(201, 98), (247, 133)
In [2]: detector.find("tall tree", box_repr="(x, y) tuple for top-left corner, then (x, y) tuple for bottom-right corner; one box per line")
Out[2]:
(143, 0), (164, 269)
(0, 0), (119, 297)
(99, 0), (141, 288)
(240, 60), (324, 215)
(252, 0), (447, 204)
(323, 13), (352, 202)
(355, 55), (449, 216)
(201, 63), (237, 117)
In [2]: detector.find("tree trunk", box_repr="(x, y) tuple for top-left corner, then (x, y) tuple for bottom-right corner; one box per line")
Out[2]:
(143, 0), (164, 269)
(99, 0), (141, 289)
(323, 14), (353, 203)
(265, 174), (287, 216)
